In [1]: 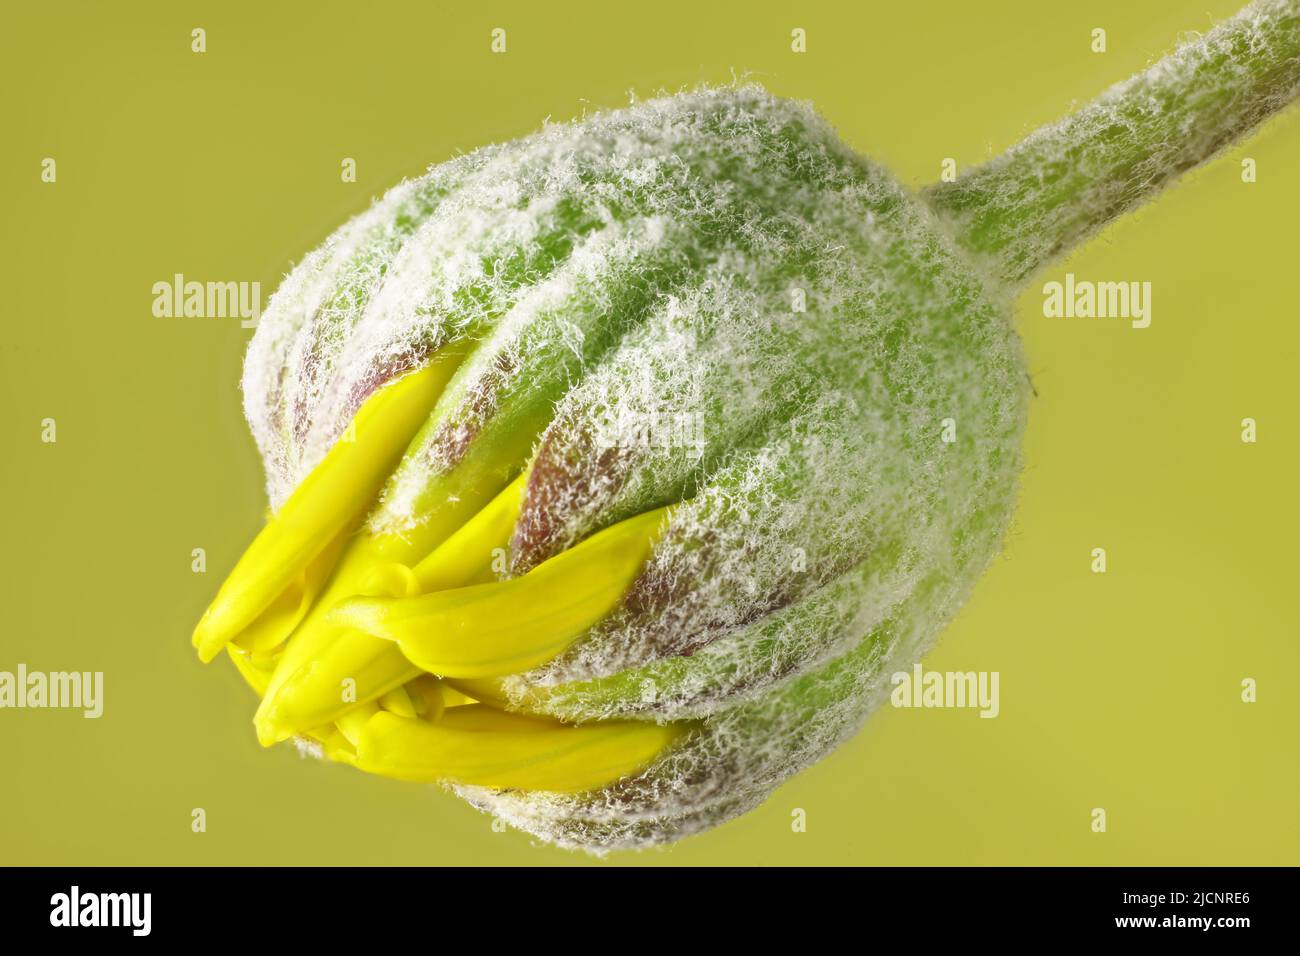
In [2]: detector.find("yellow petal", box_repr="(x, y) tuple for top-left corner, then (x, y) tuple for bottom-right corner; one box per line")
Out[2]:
(334, 506), (670, 679)
(312, 729), (360, 766)
(404, 674), (450, 721)
(254, 473), (528, 739)
(379, 685), (418, 719)
(336, 701), (381, 747)
(412, 471), (527, 590)
(354, 707), (682, 793)
(230, 524), (350, 655)
(226, 644), (278, 697)
(445, 677), (504, 706)
(193, 355), (459, 663)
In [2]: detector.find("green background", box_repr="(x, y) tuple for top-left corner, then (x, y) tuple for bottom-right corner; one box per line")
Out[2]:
(2, 0), (1296, 865)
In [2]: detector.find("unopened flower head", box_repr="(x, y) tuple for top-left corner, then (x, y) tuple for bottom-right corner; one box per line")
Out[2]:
(192, 0), (1300, 851)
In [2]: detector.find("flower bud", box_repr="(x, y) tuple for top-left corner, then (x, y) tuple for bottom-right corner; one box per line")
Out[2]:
(196, 85), (1028, 851)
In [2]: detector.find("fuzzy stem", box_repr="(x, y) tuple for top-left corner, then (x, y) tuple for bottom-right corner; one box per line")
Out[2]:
(925, 0), (1300, 291)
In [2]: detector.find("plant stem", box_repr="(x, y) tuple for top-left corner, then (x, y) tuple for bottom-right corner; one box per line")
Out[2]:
(925, 0), (1300, 292)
